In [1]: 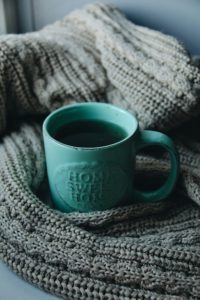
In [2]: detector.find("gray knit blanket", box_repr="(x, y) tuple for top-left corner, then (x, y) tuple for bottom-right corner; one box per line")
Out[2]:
(0, 3), (200, 299)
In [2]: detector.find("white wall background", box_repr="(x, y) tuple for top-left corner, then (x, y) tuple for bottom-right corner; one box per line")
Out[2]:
(0, 0), (7, 34)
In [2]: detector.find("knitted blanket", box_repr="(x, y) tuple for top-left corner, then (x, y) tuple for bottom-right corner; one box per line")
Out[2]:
(0, 3), (200, 299)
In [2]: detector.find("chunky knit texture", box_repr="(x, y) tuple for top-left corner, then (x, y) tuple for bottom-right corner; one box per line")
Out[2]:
(0, 3), (200, 300)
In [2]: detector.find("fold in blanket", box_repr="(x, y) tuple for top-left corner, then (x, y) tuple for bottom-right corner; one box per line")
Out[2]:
(0, 3), (200, 299)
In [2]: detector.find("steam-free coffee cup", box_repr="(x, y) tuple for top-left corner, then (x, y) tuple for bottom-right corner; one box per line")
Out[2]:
(43, 102), (179, 212)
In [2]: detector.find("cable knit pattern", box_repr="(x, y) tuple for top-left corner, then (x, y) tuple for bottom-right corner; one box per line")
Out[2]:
(0, 3), (200, 300)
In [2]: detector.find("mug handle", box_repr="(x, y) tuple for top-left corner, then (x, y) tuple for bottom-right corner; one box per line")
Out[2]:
(134, 130), (179, 202)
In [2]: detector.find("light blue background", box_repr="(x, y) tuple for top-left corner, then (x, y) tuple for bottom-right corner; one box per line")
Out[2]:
(0, 261), (61, 300)
(17, 0), (200, 55)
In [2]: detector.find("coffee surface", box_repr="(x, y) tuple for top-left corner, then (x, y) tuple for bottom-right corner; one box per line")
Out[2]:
(54, 120), (127, 147)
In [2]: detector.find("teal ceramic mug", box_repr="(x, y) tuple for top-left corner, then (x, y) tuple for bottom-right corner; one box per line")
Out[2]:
(43, 102), (179, 212)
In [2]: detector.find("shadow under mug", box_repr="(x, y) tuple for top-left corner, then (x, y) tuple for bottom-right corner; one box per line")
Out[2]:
(43, 102), (179, 212)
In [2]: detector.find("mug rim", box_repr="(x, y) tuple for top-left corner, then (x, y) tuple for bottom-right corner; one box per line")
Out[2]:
(43, 102), (138, 150)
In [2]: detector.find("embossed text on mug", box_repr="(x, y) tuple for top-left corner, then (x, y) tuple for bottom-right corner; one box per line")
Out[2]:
(55, 162), (128, 211)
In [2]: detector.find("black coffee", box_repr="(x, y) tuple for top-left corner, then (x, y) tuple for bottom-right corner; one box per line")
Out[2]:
(54, 120), (127, 147)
